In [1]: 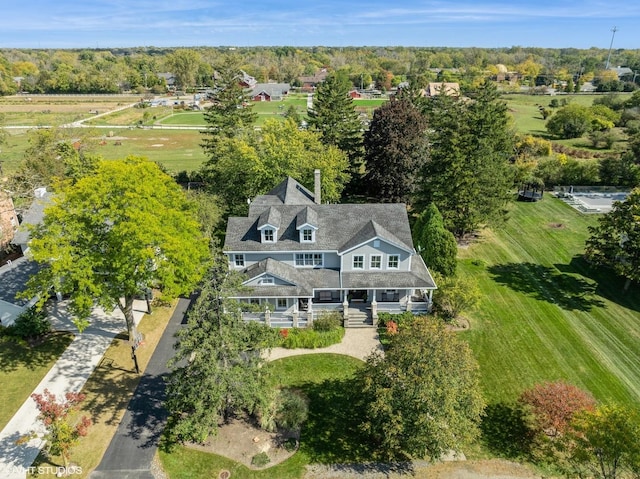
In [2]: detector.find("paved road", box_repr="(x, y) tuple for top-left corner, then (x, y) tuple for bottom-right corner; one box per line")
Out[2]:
(89, 297), (191, 479)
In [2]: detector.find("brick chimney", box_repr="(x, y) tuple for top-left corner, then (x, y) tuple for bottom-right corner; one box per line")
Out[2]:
(314, 169), (321, 204)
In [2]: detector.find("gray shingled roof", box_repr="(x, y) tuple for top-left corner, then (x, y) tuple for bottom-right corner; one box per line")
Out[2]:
(343, 255), (435, 289)
(296, 206), (318, 229)
(338, 220), (412, 254)
(250, 177), (316, 210)
(12, 192), (54, 246)
(224, 203), (414, 253)
(0, 257), (40, 305)
(237, 258), (339, 297)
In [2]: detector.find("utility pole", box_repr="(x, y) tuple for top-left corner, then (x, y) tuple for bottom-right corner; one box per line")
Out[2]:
(605, 26), (618, 70)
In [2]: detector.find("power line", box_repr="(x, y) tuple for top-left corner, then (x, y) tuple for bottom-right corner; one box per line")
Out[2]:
(605, 26), (618, 70)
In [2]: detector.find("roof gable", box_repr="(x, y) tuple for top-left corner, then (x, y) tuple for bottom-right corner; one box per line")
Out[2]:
(338, 220), (413, 255)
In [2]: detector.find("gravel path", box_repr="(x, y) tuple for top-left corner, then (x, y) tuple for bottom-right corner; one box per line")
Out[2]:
(266, 327), (383, 362)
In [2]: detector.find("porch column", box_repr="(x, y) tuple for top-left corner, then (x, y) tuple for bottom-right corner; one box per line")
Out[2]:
(264, 307), (271, 327)
(428, 289), (434, 311)
(342, 296), (349, 326)
(307, 300), (314, 326)
(371, 297), (378, 324)
(406, 295), (412, 312)
(292, 303), (299, 328)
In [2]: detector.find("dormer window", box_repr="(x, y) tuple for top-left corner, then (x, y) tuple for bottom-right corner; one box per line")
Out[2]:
(301, 228), (314, 243)
(259, 277), (274, 285)
(263, 228), (275, 243)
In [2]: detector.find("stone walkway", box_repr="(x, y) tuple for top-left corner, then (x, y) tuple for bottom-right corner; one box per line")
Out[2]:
(266, 327), (383, 362)
(0, 300), (146, 479)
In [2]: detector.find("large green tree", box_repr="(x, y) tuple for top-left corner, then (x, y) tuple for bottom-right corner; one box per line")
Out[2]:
(307, 72), (364, 194)
(357, 317), (485, 460)
(417, 82), (515, 237)
(22, 157), (209, 340)
(164, 255), (277, 445)
(200, 58), (257, 158)
(164, 49), (202, 91)
(200, 118), (349, 215)
(585, 187), (640, 290)
(363, 98), (428, 204)
(413, 203), (457, 277)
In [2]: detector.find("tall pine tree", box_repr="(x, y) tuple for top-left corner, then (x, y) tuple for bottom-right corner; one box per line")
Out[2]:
(307, 72), (364, 195)
(201, 57), (257, 158)
(417, 82), (515, 238)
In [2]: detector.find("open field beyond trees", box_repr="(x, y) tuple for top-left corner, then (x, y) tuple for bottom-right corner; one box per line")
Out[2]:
(459, 195), (640, 407)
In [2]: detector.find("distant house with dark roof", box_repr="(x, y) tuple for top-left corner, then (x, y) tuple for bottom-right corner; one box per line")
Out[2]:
(609, 66), (634, 81)
(298, 69), (329, 92)
(223, 172), (436, 328)
(12, 187), (53, 255)
(249, 83), (290, 101)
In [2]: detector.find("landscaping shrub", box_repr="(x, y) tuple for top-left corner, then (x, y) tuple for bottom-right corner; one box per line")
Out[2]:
(276, 389), (309, 431)
(312, 312), (342, 332)
(9, 307), (51, 340)
(280, 326), (344, 349)
(251, 451), (271, 467)
(377, 311), (416, 328)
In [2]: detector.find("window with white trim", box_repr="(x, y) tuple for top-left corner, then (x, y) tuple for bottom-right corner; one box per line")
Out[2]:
(370, 255), (381, 269)
(277, 298), (287, 309)
(234, 254), (245, 267)
(301, 228), (314, 242)
(263, 228), (275, 242)
(259, 277), (274, 285)
(353, 255), (364, 269)
(295, 253), (323, 267)
(387, 255), (399, 269)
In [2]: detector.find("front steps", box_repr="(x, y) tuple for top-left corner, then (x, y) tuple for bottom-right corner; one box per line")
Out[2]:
(345, 308), (376, 328)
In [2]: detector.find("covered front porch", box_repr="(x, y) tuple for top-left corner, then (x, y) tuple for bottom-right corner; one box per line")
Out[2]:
(237, 287), (433, 328)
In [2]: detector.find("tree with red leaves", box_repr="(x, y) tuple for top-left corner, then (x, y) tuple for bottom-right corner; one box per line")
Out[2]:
(30, 389), (91, 470)
(518, 381), (596, 438)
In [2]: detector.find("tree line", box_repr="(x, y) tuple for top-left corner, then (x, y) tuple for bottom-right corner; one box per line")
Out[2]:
(1, 45), (639, 95)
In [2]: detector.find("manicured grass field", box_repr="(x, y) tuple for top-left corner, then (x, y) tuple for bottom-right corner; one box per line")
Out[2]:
(0, 332), (74, 431)
(458, 196), (640, 407)
(1, 127), (206, 174)
(159, 353), (364, 479)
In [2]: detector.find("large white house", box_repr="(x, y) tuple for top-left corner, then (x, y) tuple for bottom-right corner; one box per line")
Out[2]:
(223, 171), (436, 327)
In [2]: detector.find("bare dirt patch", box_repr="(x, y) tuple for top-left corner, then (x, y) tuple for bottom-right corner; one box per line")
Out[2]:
(186, 417), (299, 469)
(548, 223), (565, 229)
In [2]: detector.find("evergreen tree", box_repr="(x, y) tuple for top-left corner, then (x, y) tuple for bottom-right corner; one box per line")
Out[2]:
(201, 57), (257, 158)
(414, 204), (457, 277)
(164, 254), (278, 445)
(307, 72), (364, 195)
(417, 82), (515, 238)
(363, 98), (428, 204)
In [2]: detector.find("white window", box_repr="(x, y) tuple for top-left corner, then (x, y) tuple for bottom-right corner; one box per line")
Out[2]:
(295, 253), (323, 267)
(388, 255), (399, 269)
(277, 298), (287, 309)
(234, 254), (245, 267)
(353, 255), (364, 269)
(370, 255), (381, 269)
(259, 277), (274, 285)
(301, 228), (314, 242)
(263, 228), (275, 242)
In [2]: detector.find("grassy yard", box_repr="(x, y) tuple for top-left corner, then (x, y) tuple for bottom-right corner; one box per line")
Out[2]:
(459, 196), (640, 407)
(27, 301), (176, 479)
(0, 332), (74, 431)
(1, 127), (206, 174)
(159, 353), (365, 479)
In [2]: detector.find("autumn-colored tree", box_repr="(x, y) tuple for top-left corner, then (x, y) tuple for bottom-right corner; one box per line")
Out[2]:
(518, 381), (596, 438)
(558, 405), (640, 479)
(29, 389), (91, 470)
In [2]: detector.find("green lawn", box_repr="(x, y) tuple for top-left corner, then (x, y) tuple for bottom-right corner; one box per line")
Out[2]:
(459, 196), (640, 407)
(0, 332), (74, 430)
(1, 127), (206, 174)
(159, 353), (364, 479)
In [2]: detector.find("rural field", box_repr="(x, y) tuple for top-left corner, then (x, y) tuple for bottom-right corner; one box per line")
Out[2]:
(459, 195), (640, 407)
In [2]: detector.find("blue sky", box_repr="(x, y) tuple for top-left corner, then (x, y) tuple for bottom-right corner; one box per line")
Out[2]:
(1, 0), (639, 50)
